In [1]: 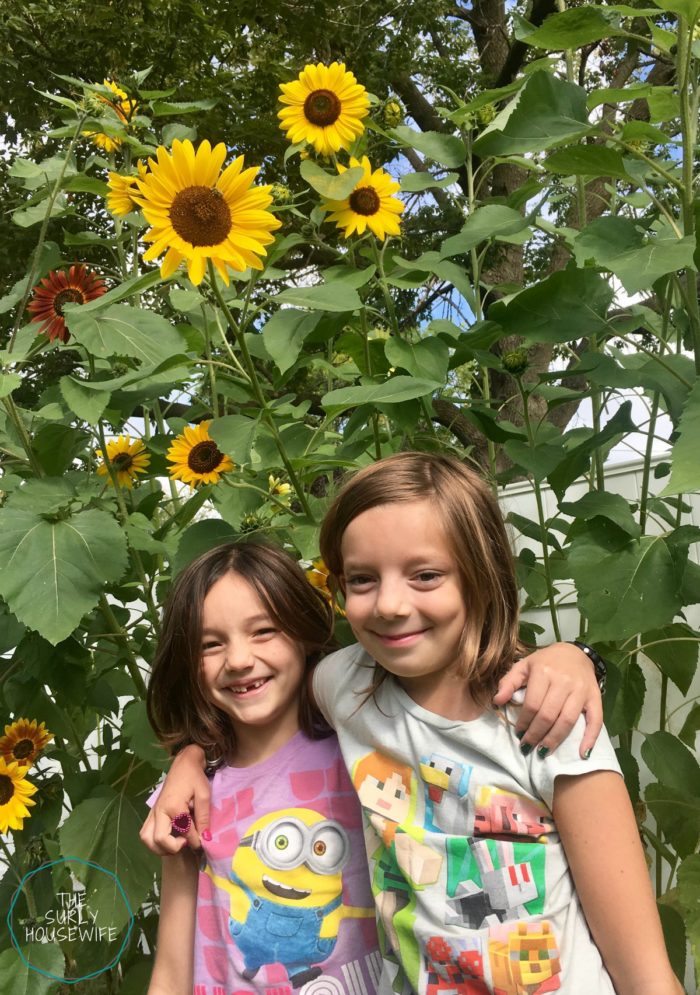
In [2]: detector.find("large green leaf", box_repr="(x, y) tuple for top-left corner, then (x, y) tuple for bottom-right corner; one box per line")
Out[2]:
(384, 336), (449, 383)
(262, 308), (320, 373)
(72, 270), (164, 312)
(642, 730), (700, 796)
(503, 440), (567, 481)
(661, 380), (700, 495)
(522, 8), (627, 49)
(59, 376), (110, 425)
(65, 304), (187, 364)
(209, 415), (259, 465)
(559, 491), (640, 537)
(299, 160), (364, 199)
(0, 943), (65, 994)
(121, 701), (168, 770)
(274, 283), (362, 313)
(652, 0), (700, 18)
(641, 623), (699, 695)
(392, 126), (466, 167)
(544, 146), (633, 180)
(60, 787), (157, 933)
(322, 376), (439, 414)
(473, 72), (591, 156)
(490, 269), (613, 343)
(678, 854), (700, 981)
(440, 206), (529, 258)
(548, 402), (636, 499)
(0, 508), (128, 644)
(645, 782), (700, 857)
(400, 171), (458, 192)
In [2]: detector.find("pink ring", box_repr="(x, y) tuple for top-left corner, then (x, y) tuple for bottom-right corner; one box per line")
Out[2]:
(170, 811), (192, 837)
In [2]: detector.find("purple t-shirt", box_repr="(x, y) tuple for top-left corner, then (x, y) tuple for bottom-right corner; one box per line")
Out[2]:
(155, 731), (381, 995)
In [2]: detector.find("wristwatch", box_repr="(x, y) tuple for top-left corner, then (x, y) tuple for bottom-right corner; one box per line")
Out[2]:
(568, 640), (607, 695)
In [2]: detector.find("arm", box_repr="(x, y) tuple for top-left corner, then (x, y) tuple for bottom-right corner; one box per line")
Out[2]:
(493, 642), (603, 757)
(140, 745), (209, 855)
(553, 770), (682, 995)
(148, 850), (198, 995)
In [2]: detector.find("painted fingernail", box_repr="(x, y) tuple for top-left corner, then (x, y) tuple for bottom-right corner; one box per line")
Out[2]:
(583, 748), (593, 760)
(537, 746), (549, 759)
(520, 742), (533, 756)
(201, 829), (212, 842)
(515, 730), (525, 740)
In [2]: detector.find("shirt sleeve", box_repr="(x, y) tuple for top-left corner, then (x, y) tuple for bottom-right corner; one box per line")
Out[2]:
(531, 716), (622, 810)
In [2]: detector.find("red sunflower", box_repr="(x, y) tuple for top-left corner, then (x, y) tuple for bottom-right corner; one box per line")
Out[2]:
(27, 265), (107, 343)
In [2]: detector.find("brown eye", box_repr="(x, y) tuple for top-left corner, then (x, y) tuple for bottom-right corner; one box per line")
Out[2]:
(313, 840), (327, 856)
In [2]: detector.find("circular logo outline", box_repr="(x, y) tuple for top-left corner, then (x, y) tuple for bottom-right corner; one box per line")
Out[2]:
(6, 856), (134, 983)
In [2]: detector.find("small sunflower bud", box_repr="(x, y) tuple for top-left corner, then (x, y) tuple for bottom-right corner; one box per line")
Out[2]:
(270, 183), (293, 205)
(502, 348), (529, 376)
(476, 104), (496, 128)
(381, 97), (404, 129)
(240, 513), (263, 534)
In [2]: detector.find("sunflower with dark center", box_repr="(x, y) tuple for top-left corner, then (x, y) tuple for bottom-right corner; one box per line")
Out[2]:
(167, 420), (235, 488)
(96, 436), (151, 488)
(27, 265), (107, 343)
(321, 156), (404, 240)
(0, 758), (37, 833)
(278, 62), (369, 156)
(135, 139), (281, 286)
(0, 719), (53, 768)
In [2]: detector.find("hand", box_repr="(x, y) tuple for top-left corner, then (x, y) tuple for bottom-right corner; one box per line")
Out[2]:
(140, 745), (210, 855)
(493, 643), (603, 758)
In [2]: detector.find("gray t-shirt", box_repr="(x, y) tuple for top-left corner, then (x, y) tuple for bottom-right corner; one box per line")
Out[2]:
(314, 643), (620, 994)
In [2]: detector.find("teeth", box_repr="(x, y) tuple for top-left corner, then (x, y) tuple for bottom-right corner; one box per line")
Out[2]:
(230, 678), (266, 694)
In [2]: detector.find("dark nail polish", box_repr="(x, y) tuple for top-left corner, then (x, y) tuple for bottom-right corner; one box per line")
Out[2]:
(520, 742), (533, 756)
(537, 746), (549, 759)
(201, 829), (212, 842)
(583, 748), (593, 760)
(515, 730), (525, 740)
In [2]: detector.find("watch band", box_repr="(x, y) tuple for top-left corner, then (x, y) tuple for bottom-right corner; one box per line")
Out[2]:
(568, 640), (607, 695)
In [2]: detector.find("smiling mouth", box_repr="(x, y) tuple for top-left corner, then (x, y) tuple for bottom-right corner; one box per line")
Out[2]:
(227, 677), (270, 695)
(262, 875), (311, 900)
(374, 630), (427, 644)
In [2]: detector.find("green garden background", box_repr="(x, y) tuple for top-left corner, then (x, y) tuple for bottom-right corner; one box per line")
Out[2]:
(0, 0), (699, 990)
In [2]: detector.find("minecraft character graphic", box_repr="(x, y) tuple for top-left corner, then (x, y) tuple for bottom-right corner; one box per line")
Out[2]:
(446, 837), (540, 929)
(473, 787), (554, 842)
(205, 807), (374, 988)
(352, 751), (442, 988)
(489, 921), (561, 994)
(421, 935), (489, 995)
(419, 753), (472, 834)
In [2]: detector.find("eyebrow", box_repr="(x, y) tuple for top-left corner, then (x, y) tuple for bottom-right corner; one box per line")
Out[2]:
(201, 613), (273, 634)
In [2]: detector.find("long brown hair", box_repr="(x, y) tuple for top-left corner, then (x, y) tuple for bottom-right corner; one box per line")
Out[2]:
(319, 452), (521, 707)
(147, 541), (336, 763)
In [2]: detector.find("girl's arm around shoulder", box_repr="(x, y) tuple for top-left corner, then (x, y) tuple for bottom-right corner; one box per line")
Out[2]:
(147, 849), (198, 995)
(553, 770), (683, 995)
(141, 745), (209, 854)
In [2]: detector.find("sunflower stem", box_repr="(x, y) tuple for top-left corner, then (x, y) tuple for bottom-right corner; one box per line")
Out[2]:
(1, 396), (44, 477)
(0, 836), (36, 917)
(98, 595), (148, 698)
(359, 306), (382, 460)
(8, 113), (89, 353)
(152, 401), (184, 509)
(206, 262), (315, 519)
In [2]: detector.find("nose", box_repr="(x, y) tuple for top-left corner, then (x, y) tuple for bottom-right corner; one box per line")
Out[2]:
(223, 642), (254, 671)
(374, 578), (409, 619)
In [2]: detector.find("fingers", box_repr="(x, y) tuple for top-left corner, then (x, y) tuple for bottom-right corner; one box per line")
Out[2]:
(140, 807), (190, 857)
(578, 694), (604, 759)
(191, 783), (211, 844)
(492, 658), (530, 706)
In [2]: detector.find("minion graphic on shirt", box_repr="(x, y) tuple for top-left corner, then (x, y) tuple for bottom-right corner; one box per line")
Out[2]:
(206, 807), (374, 988)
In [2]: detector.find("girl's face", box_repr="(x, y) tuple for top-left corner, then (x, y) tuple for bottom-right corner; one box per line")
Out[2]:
(340, 499), (469, 710)
(200, 571), (306, 747)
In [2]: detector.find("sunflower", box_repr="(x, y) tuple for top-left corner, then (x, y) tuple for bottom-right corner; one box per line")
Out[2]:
(278, 62), (369, 156)
(27, 265), (107, 343)
(305, 558), (345, 616)
(321, 156), (404, 240)
(96, 436), (151, 488)
(0, 719), (53, 768)
(83, 79), (138, 153)
(0, 758), (37, 834)
(135, 139), (282, 286)
(107, 160), (147, 217)
(167, 420), (234, 488)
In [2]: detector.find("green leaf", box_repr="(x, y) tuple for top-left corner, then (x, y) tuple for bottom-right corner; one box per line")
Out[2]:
(642, 731), (700, 796)
(0, 372), (21, 399)
(679, 703), (700, 750)
(490, 269), (614, 344)
(59, 377), (110, 425)
(173, 519), (238, 576)
(151, 98), (218, 115)
(299, 160), (364, 199)
(274, 283), (362, 313)
(0, 943), (65, 994)
(75, 270), (164, 312)
(440, 206), (529, 257)
(473, 72), (591, 156)
(392, 126), (467, 167)
(544, 146), (633, 180)
(657, 903), (688, 984)
(209, 415), (259, 465)
(12, 195), (68, 228)
(642, 623), (699, 695)
(384, 336), (449, 383)
(645, 782), (700, 857)
(0, 508), (128, 645)
(587, 82), (654, 111)
(322, 376), (439, 414)
(60, 787), (157, 932)
(121, 700), (168, 770)
(400, 171), (458, 192)
(262, 308), (320, 373)
(661, 381), (700, 495)
(652, 0), (700, 19)
(503, 440), (567, 481)
(677, 854), (700, 982)
(522, 8), (627, 49)
(559, 491), (640, 537)
(65, 304), (187, 364)
(62, 175), (110, 196)
(604, 658), (646, 736)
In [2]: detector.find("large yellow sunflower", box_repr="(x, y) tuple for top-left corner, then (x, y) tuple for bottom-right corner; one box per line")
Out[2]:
(278, 62), (369, 156)
(96, 436), (151, 488)
(83, 79), (138, 153)
(135, 139), (282, 286)
(321, 156), (404, 240)
(167, 420), (234, 488)
(0, 758), (37, 834)
(0, 719), (53, 768)
(106, 160), (147, 217)
(305, 558), (345, 616)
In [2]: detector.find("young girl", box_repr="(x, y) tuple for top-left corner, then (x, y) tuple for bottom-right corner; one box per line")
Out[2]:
(147, 453), (679, 994)
(145, 542), (380, 994)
